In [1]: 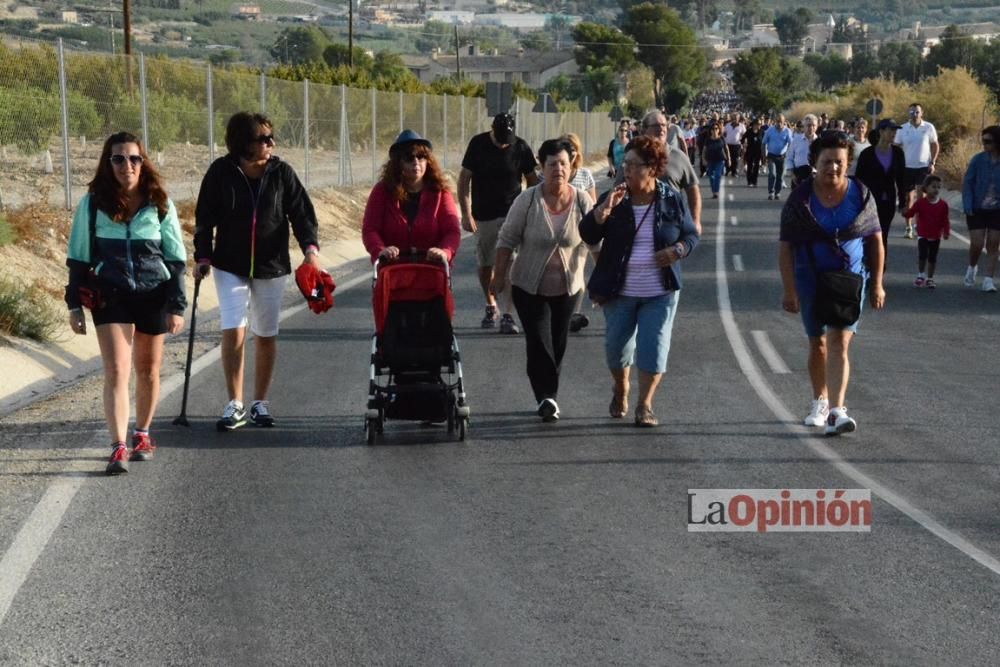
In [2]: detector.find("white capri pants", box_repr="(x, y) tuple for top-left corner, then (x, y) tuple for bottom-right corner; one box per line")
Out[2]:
(213, 267), (288, 337)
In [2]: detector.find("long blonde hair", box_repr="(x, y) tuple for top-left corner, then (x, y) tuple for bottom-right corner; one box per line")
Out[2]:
(561, 132), (583, 170)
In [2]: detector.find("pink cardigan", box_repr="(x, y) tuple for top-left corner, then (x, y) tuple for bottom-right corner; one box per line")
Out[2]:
(362, 183), (461, 263)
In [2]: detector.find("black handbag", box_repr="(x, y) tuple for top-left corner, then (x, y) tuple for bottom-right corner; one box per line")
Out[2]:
(805, 237), (863, 328)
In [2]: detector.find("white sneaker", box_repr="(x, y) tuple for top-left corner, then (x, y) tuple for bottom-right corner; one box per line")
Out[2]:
(964, 266), (978, 287)
(804, 398), (829, 427)
(824, 408), (857, 436)
(537, 398), (560, 422)
(982, 277), (997, 293)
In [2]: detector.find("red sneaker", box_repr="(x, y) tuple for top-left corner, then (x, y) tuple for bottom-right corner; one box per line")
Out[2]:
(130, 433), (156, 461)
(106, 443), (129, 475)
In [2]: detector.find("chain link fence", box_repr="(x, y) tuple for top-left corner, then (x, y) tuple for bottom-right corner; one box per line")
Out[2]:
(0, 40), (613, 211)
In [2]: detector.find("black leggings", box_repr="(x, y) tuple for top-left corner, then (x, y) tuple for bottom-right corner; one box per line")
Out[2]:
(511, 286), (576, 403)
(918, 238), (940, 264)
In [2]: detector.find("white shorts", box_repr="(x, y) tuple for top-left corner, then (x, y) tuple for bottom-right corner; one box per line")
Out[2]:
(213, 267), (288, 337)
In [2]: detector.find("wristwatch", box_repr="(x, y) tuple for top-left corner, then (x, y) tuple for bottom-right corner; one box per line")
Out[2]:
(673, 242), (685, 258)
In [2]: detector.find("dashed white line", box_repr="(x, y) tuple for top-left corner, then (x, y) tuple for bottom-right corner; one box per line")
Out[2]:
(0, 265), (375, 627)
(732, 254), (744, 272)
(714, 179), (1000, 577)
(750, 330), (791, 374)
(730, 215), (738, 226)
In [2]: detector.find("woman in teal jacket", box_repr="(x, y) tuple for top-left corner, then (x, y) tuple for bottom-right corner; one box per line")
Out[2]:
(65, 132), (187, 475)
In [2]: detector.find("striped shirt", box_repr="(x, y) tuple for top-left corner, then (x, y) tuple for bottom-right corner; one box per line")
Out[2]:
(570, 168), (595, 193)
(621, 204), (668, 298)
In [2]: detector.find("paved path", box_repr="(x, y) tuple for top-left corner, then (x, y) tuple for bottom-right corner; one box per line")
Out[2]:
(1, 177), (999, 664)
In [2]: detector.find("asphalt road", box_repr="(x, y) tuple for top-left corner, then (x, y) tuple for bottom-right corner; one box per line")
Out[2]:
(2, 177), (1000, 665)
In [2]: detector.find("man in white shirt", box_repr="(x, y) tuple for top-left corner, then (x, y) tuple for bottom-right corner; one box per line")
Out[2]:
(788, 114), (818, 187)
(894, 102), (939, 238)
(723, 113), (746, 177)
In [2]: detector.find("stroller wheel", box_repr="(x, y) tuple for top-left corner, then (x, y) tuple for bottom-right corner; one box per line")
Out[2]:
(366, 418), (379, 445)
(458, 417), (468, 441)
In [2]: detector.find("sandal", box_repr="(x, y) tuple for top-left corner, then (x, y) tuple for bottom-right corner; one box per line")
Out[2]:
(634, 406), (658, 427)
(609, 390), (628, 418)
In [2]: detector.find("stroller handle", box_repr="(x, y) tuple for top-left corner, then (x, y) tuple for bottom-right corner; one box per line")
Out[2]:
(373, 251), (450, 285)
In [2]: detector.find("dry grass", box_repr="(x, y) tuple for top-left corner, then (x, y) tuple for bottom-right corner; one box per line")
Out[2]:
(937, 133), (981, 191)
(0, 276), (64, 342)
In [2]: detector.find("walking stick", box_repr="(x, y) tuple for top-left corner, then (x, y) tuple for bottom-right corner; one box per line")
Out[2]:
(173, 278), (201, 427)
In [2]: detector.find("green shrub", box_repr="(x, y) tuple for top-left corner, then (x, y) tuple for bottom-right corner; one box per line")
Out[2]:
(0, 276), (64, 342)
(0, 214), (14, 247)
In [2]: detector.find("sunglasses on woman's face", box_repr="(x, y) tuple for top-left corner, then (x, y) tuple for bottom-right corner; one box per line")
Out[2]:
(256, 134), (275, 145)
(109, 154), (143, 167)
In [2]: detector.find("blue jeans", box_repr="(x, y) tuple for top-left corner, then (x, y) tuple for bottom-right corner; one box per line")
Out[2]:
(602, 292), (680, 374)
(708, 160), (724, 194)
(767, 155), (786, 195)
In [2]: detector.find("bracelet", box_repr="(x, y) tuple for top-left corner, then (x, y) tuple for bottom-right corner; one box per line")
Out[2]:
(69, 308), (83, 314)
(674, 243), (685, 258)
(304, 245), (319, 256)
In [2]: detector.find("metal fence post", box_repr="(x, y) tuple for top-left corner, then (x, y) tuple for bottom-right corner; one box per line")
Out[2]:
(260, 71), (266, 113)
(442, 94), (448, 172)
(460, 94), (466, 154)
(139, 52), (149, 150)
(422, 92), (427, 139)
(477, 97), (482, 134)
(399, 89), (403, 134)
(583, 97), (589, 157)
(371, 87), (377, 184)
(56, 39), (72, 209)
(207, 65), (215, 165)
(303, 78), (310, 188)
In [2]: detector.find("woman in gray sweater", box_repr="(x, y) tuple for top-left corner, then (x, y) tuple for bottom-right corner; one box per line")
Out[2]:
(492, 138), (595, 422)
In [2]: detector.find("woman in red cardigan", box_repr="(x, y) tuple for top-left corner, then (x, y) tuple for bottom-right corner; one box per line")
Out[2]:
(362, 130), (461, 264)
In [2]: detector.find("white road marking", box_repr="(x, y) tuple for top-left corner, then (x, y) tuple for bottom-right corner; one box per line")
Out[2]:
(714, 180), (1000, 577)
(0, 263), (375, 626)
(732, 254), (744, 272)
(750, 330), (791, 374)
(727, 193), (734, 202)
(730, 215), (738, 226)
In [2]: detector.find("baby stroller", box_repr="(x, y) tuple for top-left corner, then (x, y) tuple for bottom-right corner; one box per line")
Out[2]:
(365, 255), (470, 444)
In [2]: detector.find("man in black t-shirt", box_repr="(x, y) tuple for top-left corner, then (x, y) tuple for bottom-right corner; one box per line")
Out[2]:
(458, 113), (538, 332)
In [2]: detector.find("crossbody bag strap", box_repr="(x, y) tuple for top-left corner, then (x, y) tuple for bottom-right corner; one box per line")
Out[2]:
(88, 196), (98, 268)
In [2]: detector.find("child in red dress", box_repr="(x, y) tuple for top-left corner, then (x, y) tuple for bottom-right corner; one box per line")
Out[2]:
(903, 175), (950, 288)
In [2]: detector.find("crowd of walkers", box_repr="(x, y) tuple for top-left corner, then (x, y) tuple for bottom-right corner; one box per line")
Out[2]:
(65, 98), (1000, 473)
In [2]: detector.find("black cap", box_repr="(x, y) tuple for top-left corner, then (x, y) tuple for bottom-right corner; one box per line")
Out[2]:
(877, 119), (902, 130)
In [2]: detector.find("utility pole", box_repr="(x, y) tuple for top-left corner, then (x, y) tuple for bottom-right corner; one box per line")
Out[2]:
(348, 0), (354, 69)
(454, 24), (461, 81)
(123, 0), (132, 55)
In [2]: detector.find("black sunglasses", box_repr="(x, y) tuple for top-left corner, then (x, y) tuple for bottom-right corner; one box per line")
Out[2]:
(109, 154), (143, 167)
(821, 130), (850, 141)
(256, 134), (275, 144)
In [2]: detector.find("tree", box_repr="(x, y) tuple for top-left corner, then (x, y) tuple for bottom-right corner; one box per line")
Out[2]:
(831, 16), (864, 45)
(773, 8), (812, 49)
(578, 66), (620, 105)
(323, 43), (374, 70)
(270, 27), (328, 65)
(877, 41), (922, 84)
(622, 3), (706, 107)
(803, 53), (850, 90)
(415, 20), (452, 55)
(849, 47), (881, 82)
(973, 40), (1000, 104)
(570, 22), (636, 73)
(520, 31), (553, 53)
(732, 47), (785, 112)
(733, 0), (763, 33)
(925, 25), (984, 76)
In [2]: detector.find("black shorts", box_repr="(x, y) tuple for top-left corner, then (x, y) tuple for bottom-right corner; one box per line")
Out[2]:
(903, 167), (931, 193)
(967, 210), (1000, 232)
(91, 286), (171, 335)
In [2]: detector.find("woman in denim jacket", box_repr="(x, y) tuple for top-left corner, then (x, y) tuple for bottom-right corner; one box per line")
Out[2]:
(961, 125), (1000, 291)
(580, 136), (699, 427)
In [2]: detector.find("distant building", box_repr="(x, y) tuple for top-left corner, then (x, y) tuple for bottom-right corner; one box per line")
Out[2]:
(427, 11), (475, 25)
(60, 10), (78, 24)
(231, 4), (261, 21)
(897, 21), (1000, 56)
(401, 48), (578, 88)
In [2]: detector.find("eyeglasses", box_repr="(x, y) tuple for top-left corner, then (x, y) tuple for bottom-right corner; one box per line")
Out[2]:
(622, 159), (651, 169)
(109, 154), (143, 167)
(821, 130), (850, 141)
(644, 123), (668, 129)
(983, 138), (995, 145)
(256, 134), (275, 144)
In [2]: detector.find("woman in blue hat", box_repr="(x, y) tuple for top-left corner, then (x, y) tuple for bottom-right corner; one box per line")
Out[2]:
(362, 129), (460, 264)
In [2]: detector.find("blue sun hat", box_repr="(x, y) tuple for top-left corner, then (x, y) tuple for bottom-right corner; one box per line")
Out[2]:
(390, 129), (432, 153)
